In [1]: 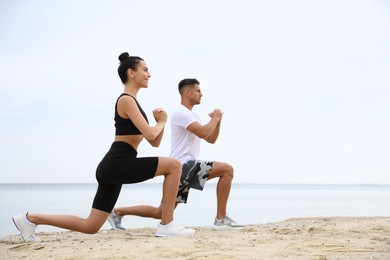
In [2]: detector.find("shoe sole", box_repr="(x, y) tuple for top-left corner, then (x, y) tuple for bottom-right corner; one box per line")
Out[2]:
(155, 229), (196, 237)
(155, 232), (195, 237)
(213, 225), (246, 231)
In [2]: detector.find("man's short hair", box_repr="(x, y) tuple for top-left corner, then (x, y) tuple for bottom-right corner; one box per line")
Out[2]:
(178, 78), (200, 94)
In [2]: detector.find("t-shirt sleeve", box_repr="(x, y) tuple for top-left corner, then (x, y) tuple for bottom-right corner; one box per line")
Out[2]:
(171, 107), (198, 129)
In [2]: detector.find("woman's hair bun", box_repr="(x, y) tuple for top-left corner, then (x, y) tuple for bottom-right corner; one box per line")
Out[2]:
(118, 52), (130, 62)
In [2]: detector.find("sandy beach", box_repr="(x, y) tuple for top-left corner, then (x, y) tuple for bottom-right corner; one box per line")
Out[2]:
(1, 217), (389, 260)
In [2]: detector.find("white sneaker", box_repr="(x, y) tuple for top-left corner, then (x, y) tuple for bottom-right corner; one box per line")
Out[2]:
(213, 215), (245, 231)
(12, 212), (41, 243)
(107, 210), (125, 230)
(155, 221), (196, 237)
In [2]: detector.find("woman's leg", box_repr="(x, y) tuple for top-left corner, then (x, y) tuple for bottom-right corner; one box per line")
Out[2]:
(153, 157), (181, 225)
(13, 208), (109, 242)
(27, 208), (109, 234)
(14, 169), (122, 241)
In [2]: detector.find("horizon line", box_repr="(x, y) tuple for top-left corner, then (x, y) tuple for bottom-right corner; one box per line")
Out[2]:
(1, 182), (389, 186)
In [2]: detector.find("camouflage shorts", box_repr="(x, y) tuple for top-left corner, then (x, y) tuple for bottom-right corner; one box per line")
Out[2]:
(176, 160), (213, 203)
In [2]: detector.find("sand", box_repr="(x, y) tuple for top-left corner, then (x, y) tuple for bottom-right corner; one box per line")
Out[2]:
(1, 217), (389, 260)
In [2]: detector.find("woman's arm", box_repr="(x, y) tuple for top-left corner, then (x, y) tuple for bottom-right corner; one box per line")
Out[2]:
(118, 96), (166, 141)
(146, 108), (166, 147)
(147, 127), (165, 147)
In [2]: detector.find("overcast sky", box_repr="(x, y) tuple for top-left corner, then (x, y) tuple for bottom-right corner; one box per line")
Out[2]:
(1, 0), (389, 184)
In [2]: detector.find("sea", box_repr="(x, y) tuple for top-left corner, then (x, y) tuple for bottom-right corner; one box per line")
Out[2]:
(1, 183), (389, 238)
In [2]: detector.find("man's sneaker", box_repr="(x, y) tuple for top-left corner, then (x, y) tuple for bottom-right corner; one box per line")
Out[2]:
(155, 221), (196, 237)
(107, 210), (125, 230)
(12, 212), (41, 243)
(213, 215), (245, 231)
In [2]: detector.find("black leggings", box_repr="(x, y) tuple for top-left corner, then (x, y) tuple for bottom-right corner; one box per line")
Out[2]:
(92, 141), (158, 213)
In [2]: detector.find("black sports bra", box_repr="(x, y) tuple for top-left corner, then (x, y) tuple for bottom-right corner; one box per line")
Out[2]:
(115, 93), (148, 135)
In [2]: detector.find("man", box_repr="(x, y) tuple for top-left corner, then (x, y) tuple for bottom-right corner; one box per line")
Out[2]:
(107, 78), (244, 230)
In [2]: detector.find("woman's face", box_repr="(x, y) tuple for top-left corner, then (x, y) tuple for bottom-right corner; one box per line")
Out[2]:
(131, 60), (151, 88)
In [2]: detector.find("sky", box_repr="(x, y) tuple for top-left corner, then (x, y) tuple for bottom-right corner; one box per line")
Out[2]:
(0, 0), (389, 184)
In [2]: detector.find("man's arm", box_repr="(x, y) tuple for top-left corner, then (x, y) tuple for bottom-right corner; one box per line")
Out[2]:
(204, 120), (221, 144)
(186, 109), (223, 144)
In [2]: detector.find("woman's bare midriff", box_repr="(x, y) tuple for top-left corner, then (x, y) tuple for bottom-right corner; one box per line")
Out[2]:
(115, 135), (143, 150)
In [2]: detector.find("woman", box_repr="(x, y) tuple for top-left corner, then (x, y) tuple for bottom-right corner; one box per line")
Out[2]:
(12, 52), (196, 242)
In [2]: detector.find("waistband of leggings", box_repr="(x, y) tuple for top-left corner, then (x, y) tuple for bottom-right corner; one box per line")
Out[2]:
(110, 141), (137, 156)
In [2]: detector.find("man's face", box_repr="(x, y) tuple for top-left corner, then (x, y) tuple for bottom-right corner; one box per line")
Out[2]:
(188, 84), (203, 105)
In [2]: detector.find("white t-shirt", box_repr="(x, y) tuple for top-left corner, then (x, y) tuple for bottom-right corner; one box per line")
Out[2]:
(170, 105), (201, 164)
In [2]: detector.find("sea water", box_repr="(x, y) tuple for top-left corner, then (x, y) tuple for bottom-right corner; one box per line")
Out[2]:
(0, 183), (389, 238)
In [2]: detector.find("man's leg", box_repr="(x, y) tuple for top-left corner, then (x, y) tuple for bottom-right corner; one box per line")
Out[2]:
(108, 156), (184, 229)
(207, 161), (234, 220)
(115, 204), (163, 219)
(109, 202), (180, 229)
